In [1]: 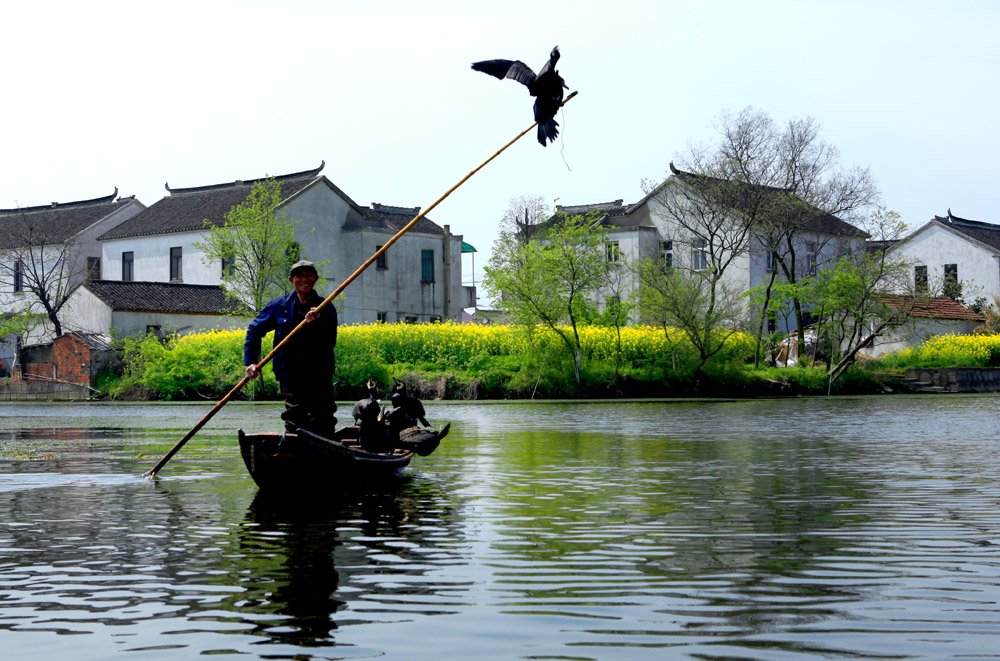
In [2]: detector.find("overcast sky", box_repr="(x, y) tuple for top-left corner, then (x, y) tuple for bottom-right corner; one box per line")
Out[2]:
(4, 0), (998, 299)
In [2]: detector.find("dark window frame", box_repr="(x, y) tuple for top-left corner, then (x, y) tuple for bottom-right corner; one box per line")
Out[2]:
(122, 251), (134, 282)
(660, 240), (673, 270)
(421, 249), (434, 283)
(376, 245), (388, 269)
(87, 256), (101, 280)
(606, 240), (622, 263)
(914, 264), (928, 294)
(169, 247), (182, 282)
(13, 259), (23, 292)
(944, 263), (958, 283)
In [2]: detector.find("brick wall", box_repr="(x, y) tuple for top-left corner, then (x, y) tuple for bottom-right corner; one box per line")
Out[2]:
(23, 363), (55, 382)
(53, 335), (93, 386)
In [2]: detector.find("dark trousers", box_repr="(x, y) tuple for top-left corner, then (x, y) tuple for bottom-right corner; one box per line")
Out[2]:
(280, 377), (337, 437)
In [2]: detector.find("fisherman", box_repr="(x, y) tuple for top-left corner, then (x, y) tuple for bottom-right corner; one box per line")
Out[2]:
(244, 260), (338, 437)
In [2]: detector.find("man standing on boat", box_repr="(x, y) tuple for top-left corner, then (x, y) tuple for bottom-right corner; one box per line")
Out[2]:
(244, 260), (338, 437)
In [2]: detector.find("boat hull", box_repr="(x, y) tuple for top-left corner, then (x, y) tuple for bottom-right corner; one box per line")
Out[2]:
(238, 427), (413, 491)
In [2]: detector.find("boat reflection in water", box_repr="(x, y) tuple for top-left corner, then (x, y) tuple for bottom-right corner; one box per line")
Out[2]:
(225, 477), (463, 651)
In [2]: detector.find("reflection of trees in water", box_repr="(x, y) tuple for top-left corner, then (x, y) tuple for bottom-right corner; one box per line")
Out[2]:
(220, 477), (464, 649)
(480, 430), (879, 637)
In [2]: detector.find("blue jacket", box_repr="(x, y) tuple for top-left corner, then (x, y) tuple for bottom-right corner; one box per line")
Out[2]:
(243, 290), (338, 383)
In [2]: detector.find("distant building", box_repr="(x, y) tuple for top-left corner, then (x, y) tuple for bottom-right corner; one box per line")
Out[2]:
(97, 162), (473, 326)
(0, 189), (145, 344)
(538, 164), (867, 332)
(63, 280), (245, 338)
(888, 210), (1000, 304)
(866, 295), (985, 357)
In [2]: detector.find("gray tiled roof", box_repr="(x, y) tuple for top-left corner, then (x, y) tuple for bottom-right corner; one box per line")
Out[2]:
(555, 200), (630, 217)
(0, 190), (136, 249)
(665, 164), (868, 238)
(351, 202), (445, 235)
(932, 211), (1000, 253)
(98, 163), (326, 241)
(83, 280), (243, 315)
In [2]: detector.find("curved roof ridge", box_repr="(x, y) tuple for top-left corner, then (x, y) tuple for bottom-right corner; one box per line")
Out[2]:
(0, 188), (120, 214)
(165, 161), (325, 195)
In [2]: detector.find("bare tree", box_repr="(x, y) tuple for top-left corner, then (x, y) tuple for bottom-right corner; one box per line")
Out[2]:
(498, 194), (551, 241)
(669, 107), (880, 359)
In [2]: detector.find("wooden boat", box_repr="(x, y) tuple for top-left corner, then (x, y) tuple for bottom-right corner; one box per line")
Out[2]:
(238, 423), (449, 491)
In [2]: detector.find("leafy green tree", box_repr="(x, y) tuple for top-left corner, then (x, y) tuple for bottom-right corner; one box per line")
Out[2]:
(0, 310), (46, 371)
(484, 213), (610, 384)
(807, 209), (917, 382)
(633, 256), (746, 378)
(195, 178), (303, 314)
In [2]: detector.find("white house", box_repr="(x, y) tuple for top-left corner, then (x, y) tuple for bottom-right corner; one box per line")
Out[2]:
(63, 280), (246, 338)
(0, 190), (145, 362)
(95, 162), (473, 327)
(888, 210), (1000, 303)
(546, 164), (868, 332)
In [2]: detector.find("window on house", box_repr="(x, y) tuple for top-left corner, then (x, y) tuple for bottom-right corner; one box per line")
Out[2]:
(944, 263), (958, 284)
(169, 247), (182, 282)
(122, 251), (134, 282)
(421, 250), (434, 282)
(660, 240), (673, 270)
(943, 263), (960, 300)
(221, 253), (235, 277)
(914, 265), (928, 294)
(766, 250), (778, 272)
(376, 245), (387, 269)
(805, 242), (817, 275)
(431, 315), (442, 323)
(405, 315), (418, 324)
(87, 256), (101, 280)
(691, 238), (708, 271)
(767, 313), (777, 334)
(376, 311), (387, 323)
(837, 243), (850, 259)
(13, 260), (23, 292)
(605, 241), (622, 263)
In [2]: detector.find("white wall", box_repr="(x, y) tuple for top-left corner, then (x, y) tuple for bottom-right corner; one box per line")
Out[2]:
(61, 287), (114, 336)
(110, 310), (247, 337)
(102, 231), (221, 285)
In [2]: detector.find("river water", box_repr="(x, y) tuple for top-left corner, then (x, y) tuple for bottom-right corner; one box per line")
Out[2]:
(1, 396), (1000, 660)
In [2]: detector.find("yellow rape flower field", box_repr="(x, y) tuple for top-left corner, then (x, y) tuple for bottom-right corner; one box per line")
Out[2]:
(878, 332), (1000, 369)
(104, 322), (759, 400)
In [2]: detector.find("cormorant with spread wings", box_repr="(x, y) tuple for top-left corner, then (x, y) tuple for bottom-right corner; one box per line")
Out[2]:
(472, 46), (567, 146)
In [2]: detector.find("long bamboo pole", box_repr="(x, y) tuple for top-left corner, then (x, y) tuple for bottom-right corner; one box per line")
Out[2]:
(143, 91), (579, 477)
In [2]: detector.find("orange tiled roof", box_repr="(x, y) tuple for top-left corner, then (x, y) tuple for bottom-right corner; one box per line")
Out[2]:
(878, 295), (985, 322)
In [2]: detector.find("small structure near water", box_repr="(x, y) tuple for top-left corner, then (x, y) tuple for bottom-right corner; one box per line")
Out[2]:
(0, 332), (117, 400)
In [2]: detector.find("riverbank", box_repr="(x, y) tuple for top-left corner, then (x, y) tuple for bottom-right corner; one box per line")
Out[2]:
(5, 364), (898, 402)
(13, 324), (999, 402)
